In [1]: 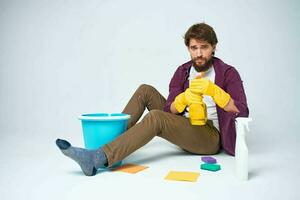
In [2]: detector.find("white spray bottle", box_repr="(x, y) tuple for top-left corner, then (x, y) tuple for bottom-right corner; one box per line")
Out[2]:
(235, 117), (252, 181)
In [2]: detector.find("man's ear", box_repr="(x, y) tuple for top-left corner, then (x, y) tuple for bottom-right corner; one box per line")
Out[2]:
(212, 44), (216, 51)
(212, 45), (216, 55)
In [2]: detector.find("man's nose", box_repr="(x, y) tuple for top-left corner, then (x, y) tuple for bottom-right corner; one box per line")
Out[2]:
(196, 49), (202, 57)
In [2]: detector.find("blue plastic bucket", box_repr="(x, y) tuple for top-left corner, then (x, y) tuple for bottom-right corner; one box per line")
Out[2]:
(78, 113), (130, 167)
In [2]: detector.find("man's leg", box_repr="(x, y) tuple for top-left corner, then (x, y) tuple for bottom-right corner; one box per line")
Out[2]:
(122, 84), (166, 129)
(103, 110), (220, 167)
(56, 84), (167, 175)
(56, 139), (107, 176)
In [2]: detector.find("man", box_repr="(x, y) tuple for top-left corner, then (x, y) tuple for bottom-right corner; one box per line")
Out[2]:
(56, 23), (249, 176)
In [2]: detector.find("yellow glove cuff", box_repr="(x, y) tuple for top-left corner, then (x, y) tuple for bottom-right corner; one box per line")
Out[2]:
(213, 89), (231, 108)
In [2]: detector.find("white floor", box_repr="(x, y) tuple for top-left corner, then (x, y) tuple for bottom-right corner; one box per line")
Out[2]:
(0, 130), (299, 200)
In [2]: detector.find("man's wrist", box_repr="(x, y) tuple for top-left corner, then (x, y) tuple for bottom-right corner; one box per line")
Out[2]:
(170, 102), (180, 114)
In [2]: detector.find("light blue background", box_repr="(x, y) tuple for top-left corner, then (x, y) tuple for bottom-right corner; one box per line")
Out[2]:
(0, 0), (299, 199)
(0, 0), (299, 139)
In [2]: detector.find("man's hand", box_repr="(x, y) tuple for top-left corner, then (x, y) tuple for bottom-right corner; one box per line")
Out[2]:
(173, 88), (203, 113)
(223, 98), (240, 114)
(189, 78), (212, 95)
(190, 77), (231, 109)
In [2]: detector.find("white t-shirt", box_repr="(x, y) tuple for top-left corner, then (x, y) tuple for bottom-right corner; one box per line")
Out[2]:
(183, 65), (220, 131)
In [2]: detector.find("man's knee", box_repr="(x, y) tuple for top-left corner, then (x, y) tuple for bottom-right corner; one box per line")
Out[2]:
(143, 110), (165, 134)
(137, 84), (155, 93)
(146, 109), (164, 118)
(144, 109), (165, 124)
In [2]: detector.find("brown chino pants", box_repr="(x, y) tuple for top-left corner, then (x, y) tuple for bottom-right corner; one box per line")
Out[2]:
(102, 84), (220, 167)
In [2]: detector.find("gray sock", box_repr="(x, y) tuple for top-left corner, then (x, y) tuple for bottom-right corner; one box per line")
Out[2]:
(55, 139), (108, 176)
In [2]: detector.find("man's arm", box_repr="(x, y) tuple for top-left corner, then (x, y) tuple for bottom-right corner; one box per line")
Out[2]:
(171, 91), (239, 114)
(223, 67), (249, 117)
(223, 98), (240, 113)
(191, 68), (247, 116)
(163, 66), (185, 113)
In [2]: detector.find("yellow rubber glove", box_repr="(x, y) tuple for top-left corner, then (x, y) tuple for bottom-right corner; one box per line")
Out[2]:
(174, 88), (207, 125)
(174, 88), (202, 113)
(190, 78), (231, 108)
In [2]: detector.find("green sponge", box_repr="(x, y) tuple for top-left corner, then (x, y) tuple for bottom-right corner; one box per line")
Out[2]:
(200, 163), (221, 172)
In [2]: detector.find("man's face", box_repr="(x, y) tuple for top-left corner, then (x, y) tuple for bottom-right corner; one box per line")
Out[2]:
(188, 38), (216, 71)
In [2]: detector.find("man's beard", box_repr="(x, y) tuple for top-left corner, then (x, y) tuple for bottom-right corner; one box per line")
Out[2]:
(192, 56), (213, 72)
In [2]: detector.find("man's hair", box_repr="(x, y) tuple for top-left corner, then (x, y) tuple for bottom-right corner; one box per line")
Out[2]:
(184, 23), (218, 47)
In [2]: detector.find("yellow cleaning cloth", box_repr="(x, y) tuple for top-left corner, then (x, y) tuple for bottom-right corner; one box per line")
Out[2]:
(164, 171), (200, 182)
(112, 163), (148, 174)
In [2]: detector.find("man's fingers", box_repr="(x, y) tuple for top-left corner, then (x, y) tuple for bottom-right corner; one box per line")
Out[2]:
(234, 106), (240, 113)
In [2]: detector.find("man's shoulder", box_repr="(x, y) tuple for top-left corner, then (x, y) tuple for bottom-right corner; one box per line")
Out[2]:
(170, 61), (192, 81)
(214, 57), (232, 70)
(177, 60), (192, 71)
(213, 57), (238, 75)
